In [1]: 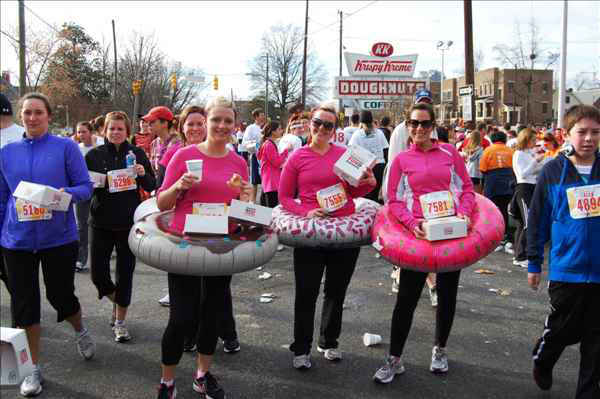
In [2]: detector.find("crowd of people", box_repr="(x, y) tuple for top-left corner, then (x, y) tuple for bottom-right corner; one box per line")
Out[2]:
(0, 89), (598, 399)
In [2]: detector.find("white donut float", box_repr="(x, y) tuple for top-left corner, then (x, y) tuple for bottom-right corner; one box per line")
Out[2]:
(271, 198), (380, 248)
(133, 197), (160, 223)
(129, 207), (279, 276)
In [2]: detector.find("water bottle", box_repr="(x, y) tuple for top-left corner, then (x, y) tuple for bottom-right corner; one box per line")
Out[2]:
(126, 150), (136, 168)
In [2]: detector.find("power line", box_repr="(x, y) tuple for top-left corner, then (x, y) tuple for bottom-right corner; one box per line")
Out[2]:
(304, 0), (379, 40)
(23, 3), (61, 34)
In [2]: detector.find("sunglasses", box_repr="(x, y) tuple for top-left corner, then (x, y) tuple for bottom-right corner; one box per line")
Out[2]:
(408, 119), (433, 129)
(311, 118), (335, 131)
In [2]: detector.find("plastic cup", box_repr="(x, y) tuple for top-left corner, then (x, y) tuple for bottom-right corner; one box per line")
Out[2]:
(363, 333), (382, 347)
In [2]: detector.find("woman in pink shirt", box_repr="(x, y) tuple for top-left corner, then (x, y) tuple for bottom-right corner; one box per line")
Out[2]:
(373, 103), (475, 384)
(279, 103), (376, 370)
(257, 121), (291, 207)
(155, 97), (251, 399)
(159, 105), (207, 174)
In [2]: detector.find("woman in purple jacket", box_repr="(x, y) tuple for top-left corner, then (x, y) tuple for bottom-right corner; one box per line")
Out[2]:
(0, 93), (95, 397)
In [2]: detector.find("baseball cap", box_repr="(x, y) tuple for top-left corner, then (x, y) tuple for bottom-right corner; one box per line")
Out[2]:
(142, 106), (174, 123)
(0, 93), (12, 116)
(415, 89), (433, 104)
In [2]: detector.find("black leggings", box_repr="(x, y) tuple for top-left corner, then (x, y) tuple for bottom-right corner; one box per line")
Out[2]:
(490, 194), (514, 242)
(263, 191), (279, 208)
(161, 273), (233, 365)
(365, 163), (385, 204)
(513, 183), (535, 261)
(290, 247), (360, 355)
(90, 228), (136, 307)
(389, 269), (461, 356)
(2, 242), (81, 327)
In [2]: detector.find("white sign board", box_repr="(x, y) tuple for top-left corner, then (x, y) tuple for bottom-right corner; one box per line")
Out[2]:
(462, 95), (472, 121)
(334, 76), (426, 100)
(344, 52), (418, 77)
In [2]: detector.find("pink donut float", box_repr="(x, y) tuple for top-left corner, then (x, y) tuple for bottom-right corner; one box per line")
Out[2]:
(272, 198), (380, 248)
(372, 193), (505, 272)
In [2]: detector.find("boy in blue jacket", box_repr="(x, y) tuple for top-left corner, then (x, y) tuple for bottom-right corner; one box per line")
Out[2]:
(527, 105), (600, 399)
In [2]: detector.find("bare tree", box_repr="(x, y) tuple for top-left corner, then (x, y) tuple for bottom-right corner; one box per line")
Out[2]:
(248, 23), (328, 118)
(7, 25), (58, 91)
(453, 48), (485, 75)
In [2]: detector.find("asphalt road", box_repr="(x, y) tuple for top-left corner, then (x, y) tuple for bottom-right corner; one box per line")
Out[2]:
(0, 246), (580, 399)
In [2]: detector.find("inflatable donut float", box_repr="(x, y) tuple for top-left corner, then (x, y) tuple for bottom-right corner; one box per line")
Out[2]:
(372, 194), (504, 273)
(129, 199), (278, 276)
(271, 198), (380, 248)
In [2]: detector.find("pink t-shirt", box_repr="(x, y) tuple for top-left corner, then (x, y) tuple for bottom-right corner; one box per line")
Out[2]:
(257, 139), (289, 193)
(159, 142), (183, 168)
(387, 141), (475, 232)
(159, 145), (249, 233)
(279, 144), (375, 217)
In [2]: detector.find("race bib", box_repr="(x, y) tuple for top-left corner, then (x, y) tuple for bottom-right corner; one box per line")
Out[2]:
(192, 203), (228, 216)
(107, 168), (137, 193)
(316, 184), (348, 213)
(420, 190), (455, 220)
(15, 199), (52, 222)
(566, 184), (600, 219)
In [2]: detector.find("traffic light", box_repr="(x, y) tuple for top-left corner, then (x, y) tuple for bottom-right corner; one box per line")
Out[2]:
(132, 80), (142, 95)
(213, 75), (219, 90)
(170, 74), (177, 90)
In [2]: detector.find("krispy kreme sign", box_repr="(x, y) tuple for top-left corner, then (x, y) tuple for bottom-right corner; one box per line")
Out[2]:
(334, 77), (426, 99)
(344, 52), (418, 77)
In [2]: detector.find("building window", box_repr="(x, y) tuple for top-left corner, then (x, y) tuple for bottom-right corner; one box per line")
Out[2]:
(542, 102), (548, 114)
(477, 102), (483, 117)
(507, 81), (514, 93)
(542, 82), (549, 95)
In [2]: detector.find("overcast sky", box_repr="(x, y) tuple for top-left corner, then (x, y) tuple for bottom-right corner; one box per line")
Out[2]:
(1, 0), (599, 101)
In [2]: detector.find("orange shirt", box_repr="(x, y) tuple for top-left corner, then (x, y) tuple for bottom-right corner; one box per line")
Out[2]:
(479, 143), (514, 172)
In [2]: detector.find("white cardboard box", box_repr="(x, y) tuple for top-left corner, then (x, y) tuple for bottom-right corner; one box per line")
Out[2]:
(13, 181), (72, 212)
(333, 145), (377, 187)
(184, 214), (228, 235)
(229, 199), (273, 226)
(423, 216), (467, 241)
(88, 171), (106, 188)
(1, 327), (33, 386)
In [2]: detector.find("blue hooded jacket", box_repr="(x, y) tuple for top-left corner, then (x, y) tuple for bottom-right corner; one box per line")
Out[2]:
(0, 132), (93, 251)
(527, 152), (600, 283)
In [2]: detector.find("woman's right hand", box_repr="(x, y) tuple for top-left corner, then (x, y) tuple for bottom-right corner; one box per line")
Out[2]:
(413, 219), (426, 239)
(175, 173), (198, 192)
(307, 208), (328, 218)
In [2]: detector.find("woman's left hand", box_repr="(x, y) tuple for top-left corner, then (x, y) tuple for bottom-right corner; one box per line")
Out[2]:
(134, 164), (145, 177)
(238, 180), (253, 202)
(457, 213), (471, 229)
(358, 167), (376, 186)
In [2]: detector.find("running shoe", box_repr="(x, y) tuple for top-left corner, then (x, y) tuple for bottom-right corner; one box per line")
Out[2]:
(513, 259), (528, 268)
(20, 367), (43, 397)
(277, 244), (285, 252)
(373, 355), (405, 384)
(532, 362), (553, 391)
(292, 354), (312, 370)
(430, 346), (449, 374)
(158, 294), (170, 307)
(428, 286), (438, 307)
(75, 261), (87, 272)
(192, 372), (225, 399)
(504, 242), (514, 255)
(391, 279), (399, 293)
(317, 346), (342, 361)
(113, 324), (132, 343)
(223, 339), (240, 354)
(76, 329), (96, 360)
(157, 383), (177, 399)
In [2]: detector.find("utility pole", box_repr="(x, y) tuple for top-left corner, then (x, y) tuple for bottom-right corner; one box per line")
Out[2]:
(132, 37), (143, 131)
(265, 53), (269, 120)
(301, 0), (309, 107)
(557, 0), (568, 128)
(112, 20), (118, 107)
(338, 10), (343, 120)
(18, 0), (26, 96)
(463, 0), (475, 127)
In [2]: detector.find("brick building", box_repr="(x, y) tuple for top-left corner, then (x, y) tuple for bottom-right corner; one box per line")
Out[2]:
(434, 67), (554, 126)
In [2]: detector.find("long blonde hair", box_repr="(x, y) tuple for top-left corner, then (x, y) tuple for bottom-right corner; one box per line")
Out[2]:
(515, 128), (537, 151)
(464, 130), (481, 154)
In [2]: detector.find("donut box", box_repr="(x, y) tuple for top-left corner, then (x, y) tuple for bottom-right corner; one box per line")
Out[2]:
(423, 216), (467, 241)
(333, 145), (377, 187)
(13, 181), (72, 212)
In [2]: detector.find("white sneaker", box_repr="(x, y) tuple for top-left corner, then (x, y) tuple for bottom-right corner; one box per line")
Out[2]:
(20, 366), (43, 397)
(277, 244), (285, 252)
(76, 329), (96, 360)
(75, 261), (84, 272)
(504, 242), (514, 255)
(430, 346), (449, 374)
(513, 259), (528, 268)
(158, 294), (170, 307)
(375, 252), (381, 259)
(113, 324), (132, 343)
(494, 244), (504, 252)
(373, 355), (405, 384)
(293, 354), (312, 369)
(428, 286), (438, 307)
(317, 346), (342, 361)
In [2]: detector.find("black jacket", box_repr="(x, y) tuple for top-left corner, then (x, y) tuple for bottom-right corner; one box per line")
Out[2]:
(85, 141), (155, 230)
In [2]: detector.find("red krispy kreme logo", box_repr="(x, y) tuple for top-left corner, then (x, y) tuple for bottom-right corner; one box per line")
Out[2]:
(244, 207), (256, 217)
(371, 42), (394, 57)
(346, 156), (362, 169)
